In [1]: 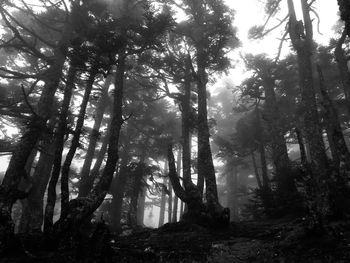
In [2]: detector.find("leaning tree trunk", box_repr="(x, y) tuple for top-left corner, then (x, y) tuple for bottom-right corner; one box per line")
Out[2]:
(52, 44), (126, 243)
(287, 0), (330, 227)
(79, 67), (115, 197)
(0, 27), (70, 250)
(44, 62), (77, 233)
(60, 62), (99, 218)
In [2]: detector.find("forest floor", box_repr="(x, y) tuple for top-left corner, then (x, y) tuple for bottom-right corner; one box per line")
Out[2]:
(113, 217), (350, 263)
(2, 217), (350, 262)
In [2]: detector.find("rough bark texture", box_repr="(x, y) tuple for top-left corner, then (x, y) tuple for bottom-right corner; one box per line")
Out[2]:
(288, 0), (330, 226)
(255, 108), (269, 189)
(44, 63), (77, 233)
(79, 68), (115, 197)
(60, 63), (98, 218)
(167, 180), (173, 223)
(196, 50), (219, 209)
(172, 149), (181, 222)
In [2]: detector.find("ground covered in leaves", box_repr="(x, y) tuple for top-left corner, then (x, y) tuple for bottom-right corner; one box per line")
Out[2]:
(3, 218), (350, 262)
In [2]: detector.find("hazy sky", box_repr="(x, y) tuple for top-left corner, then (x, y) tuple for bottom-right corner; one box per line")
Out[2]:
(223, 0), (340, 84)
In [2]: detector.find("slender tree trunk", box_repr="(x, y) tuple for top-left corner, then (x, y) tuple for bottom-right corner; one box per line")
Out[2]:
(53, 44), (126, 240)
(60, 63), (98, 218)
(88, 117), (112, 188)
(79, 68), (115, 197)
(295, 127), (308, 166)
(158, 176), (167, 227)
(318, 65), (350, 171)
(0, 30), (70, 248)
(44, 62), (77, 233)
(167, 180), (173, 224)
(172, 149), (181, 222)
(334, 29), (350, 114)
(251, 151), (262, 189)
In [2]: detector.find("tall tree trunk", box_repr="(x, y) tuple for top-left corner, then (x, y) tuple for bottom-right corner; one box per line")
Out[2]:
(110, 160), (128, 232)
(263, 75), (295, 193)
(196, 49), (220, 210)
(334, 29), (350, 114)
(0, 27), (70, 249)
(167, 180), (173, 224)
(288, 0), (330, 226)
(79, 67), (115, 197)
(60, 63), (98, 218)
(255, 108), (269, 189)
(172, 149), (181, 222)
(44, 62), (77, 233)
(28, 141), (55, 232)
(53, 44), (126, 240)
(18, 149), (37, 234)
(88, 117), (112, 187)
(317, 65), (350, 171)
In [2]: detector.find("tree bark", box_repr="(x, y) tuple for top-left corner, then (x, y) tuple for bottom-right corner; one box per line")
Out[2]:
(158, 176), (167, 227)
(317, 64), (350, 171)
(251, 151), (262, 189)
(52, 44), (126, 240)
(0, 25), (70, 249)
(287, 0), (330, 225)
(262, 75), (295, 193)
(110, 160), (128, 232)
(44, 62), (77, 233)
(79, 67), (115, 197)
(255, 108), (269, 189)
(167, 180), (173, 223)
(172, 149), (181, 222)
(60, 63), (99, 218)
(196, 49), (219, 209)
